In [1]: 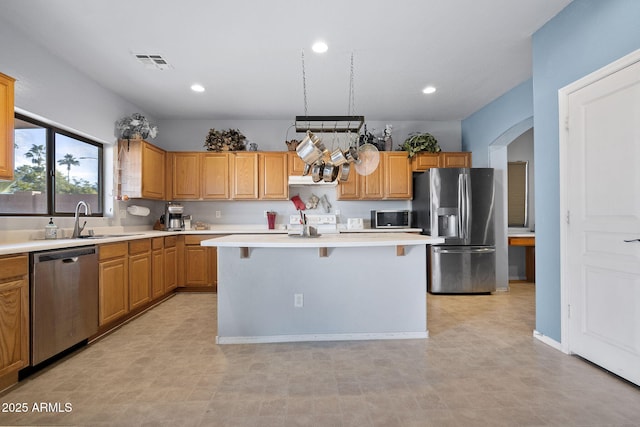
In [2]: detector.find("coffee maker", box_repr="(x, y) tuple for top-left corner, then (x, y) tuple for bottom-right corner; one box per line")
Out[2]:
(164, 202), (184, 231)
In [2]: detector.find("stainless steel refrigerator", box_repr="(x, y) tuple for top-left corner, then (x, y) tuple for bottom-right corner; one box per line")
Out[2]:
(413, 168), (496, 293)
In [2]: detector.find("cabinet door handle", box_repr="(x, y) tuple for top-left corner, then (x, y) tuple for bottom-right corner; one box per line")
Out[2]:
(623, 239), (640, 243)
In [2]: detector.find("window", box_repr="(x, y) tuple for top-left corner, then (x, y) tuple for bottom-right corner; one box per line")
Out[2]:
(507, 161), (528, 227)
(0, 114), (103, 216)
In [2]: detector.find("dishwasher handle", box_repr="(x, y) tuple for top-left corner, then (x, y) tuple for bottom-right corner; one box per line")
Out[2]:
(33, 246), (96, 263)
(63, 257), (79, 264)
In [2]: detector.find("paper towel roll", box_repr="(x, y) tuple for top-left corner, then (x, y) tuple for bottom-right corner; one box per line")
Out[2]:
(126, 205), (150, 216)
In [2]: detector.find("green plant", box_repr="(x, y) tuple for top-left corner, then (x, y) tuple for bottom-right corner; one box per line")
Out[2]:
(401, 132), (440, 157)
(204, 128), (246, 151)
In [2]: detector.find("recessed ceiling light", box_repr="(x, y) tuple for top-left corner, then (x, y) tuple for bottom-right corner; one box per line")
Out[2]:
(191, 84), (205, 93)
(422, 86), (436, 94)
(312, 41), (328, 53)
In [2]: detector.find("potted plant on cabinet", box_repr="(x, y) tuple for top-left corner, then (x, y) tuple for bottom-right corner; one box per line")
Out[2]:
(115, 113), (158, 140)
(401, 132), (440, 157)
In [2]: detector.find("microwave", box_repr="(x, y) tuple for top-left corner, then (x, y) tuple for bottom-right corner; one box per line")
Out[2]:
(371, 210), (412, 229)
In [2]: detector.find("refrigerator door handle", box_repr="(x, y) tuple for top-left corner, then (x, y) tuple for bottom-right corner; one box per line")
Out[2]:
(434, 247), (496, 254)
(457, 174), (464, 239)
(459, 173), (470, 241)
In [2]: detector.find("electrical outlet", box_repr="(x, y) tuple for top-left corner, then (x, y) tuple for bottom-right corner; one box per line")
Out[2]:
(215, 210), (221, 218)
(335, 209), (341, 216)
(263, 210), (268, 218)
(294, 293), (304, 308)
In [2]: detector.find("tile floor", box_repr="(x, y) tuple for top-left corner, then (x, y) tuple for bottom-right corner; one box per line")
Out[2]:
(1, 283), (639, 426)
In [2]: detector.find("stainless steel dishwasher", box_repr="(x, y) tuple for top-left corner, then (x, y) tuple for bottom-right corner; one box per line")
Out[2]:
(30, 246), (99, 365)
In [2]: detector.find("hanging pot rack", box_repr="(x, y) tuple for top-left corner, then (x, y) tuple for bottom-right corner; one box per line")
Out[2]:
(294, 115), (364, 133)
(295, 50), (364, 134)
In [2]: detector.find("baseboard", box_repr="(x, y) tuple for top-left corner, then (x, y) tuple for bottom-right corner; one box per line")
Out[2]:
(216, 331), (429, 344)
(533, 330), (567, 353)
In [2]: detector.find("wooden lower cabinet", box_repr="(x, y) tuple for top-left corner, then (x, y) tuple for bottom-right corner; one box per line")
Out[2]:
(181, 235), (219, 290)
(129, 239), (151, 310)
(164, 236), (178, 292)
(0, 254), (29, 386)
(98, 242), (129, 326)
(151, 237), (164, 300)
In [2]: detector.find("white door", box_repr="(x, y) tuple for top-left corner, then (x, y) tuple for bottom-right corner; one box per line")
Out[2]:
(564, 56), (640, 385)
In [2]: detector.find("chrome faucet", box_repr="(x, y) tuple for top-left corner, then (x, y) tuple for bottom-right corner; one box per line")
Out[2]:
(72, 201), (92, 238)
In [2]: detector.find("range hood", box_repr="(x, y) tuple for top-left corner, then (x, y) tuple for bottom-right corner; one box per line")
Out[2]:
(288, 175), (338, 186)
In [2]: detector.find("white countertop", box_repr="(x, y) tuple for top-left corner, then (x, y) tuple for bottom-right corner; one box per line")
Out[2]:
(508, 231), (535, 238)
(202, 232), (443, 248)
(0, 225), (430, 256)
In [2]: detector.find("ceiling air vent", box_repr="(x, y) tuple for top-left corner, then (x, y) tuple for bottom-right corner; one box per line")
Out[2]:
(133, 53), (172, 70)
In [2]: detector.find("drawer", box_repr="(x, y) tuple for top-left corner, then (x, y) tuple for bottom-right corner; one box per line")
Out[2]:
(0, 254), (28, 280)
(164, 235), (177, 248)
(184, 235), (215, 245)
(152, 237), (164, 250)
(508, 236), (535, 247)
(129, 238), (151, 254)
(99, 242), (128, 260)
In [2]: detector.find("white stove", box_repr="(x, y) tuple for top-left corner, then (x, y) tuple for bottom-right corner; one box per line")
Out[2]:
(288, 214), (339, 234)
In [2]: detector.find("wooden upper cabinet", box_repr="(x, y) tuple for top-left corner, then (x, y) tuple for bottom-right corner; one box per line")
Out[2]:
(337, 152), (412, 200)
(119, 140), (166, 200)
(201, 153), (230, 199)
(411, 153), (440, 172)
(440, 152), (472, 168)
(231, 152), (258, 199)
(141, 142), (165, 199)
(288, 151), (306, 176)
(411, 152), (472, 171)
(259, 152), (288, 199)
(384, 152), (413, 199)
(0, 73), (15, 181)
(171, 152), (200, 199)
(337, 164), (359, 200)
(360, 160), (384, 199)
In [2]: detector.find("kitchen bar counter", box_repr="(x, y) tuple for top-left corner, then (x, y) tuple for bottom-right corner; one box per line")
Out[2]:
(201, 232), (440, 249)
(203, 232), (443, 344)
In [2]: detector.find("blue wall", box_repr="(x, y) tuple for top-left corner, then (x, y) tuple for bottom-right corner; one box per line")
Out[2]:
(532, 0), (640, 341)
(461, 79), (533, 167)
(462, 0), (640, 343)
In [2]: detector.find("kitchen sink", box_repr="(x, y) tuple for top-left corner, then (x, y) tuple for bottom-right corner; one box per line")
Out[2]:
(76, 233), (142, 239)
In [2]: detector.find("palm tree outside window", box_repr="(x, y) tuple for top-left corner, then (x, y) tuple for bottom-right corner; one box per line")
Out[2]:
(0, 113), (103, 216)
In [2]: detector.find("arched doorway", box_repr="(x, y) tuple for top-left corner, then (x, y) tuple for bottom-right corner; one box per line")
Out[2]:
(488, 116), (533, 291)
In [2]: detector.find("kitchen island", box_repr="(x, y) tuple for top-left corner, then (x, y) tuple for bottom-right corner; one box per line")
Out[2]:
(202, 233), (444, 344)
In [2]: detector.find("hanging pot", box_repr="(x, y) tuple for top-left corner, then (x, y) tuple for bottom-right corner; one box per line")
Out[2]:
(296, 131), (326, 165)
(302, 163), (311, 176)
(339, 163), (351, 181)
(323, 163), (339, 182)
(345, 147), (361, 164)
(311, 160), (325, 183)
(330, 148), (348, 166)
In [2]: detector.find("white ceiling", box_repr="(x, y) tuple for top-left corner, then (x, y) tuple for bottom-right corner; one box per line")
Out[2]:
(3, 0), (571, 121)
